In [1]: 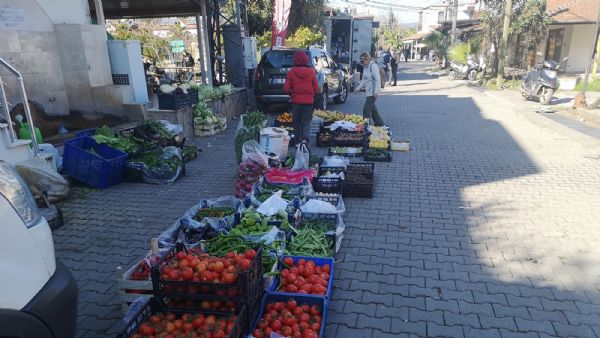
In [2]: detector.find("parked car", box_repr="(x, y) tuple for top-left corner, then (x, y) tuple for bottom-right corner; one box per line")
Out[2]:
(0, 161), (78, 338)
(253, 46), (349, 112)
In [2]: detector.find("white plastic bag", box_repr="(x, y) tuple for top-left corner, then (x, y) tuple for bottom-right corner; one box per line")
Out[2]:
(291, 143), (309, 171)
(257, 191), (288, 216)
(323, 155), (349, 168)
(242, 140), (268, 166)
(158, 120), (184, 135)
(300, 199), (338, 214)
(331, 120), (357, 131)
(16, 158), (70, 202)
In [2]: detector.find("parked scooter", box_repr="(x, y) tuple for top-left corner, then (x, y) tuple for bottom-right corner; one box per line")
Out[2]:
(521, 57), (568, 105)
(448, 55), (481, 81)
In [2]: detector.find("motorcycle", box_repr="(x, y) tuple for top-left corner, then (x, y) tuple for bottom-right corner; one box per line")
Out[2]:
(448, 55), (481, 81)
(521, 57), (568, 105)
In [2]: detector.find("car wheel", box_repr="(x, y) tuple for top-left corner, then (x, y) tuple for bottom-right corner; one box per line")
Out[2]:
(334, 82), (348, 104)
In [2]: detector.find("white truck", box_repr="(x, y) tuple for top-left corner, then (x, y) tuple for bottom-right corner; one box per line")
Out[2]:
(321, 14), (374, 68)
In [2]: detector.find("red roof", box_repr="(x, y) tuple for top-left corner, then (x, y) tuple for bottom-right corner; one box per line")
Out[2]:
(546, 0), (599, 24)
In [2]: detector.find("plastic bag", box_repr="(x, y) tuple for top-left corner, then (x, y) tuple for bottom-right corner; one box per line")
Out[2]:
(158, 120), (184, 135)
(323, 155), (350, 168)
(123, 297), (150, 324)
(127, 147), (184, 185)
(291, 143), (309, 171)
(257, 191), (289, 217)
(235, 114), (266, 163)
(242, 140), (268, 165)
(235, 146), (269, 198)
(15, 158), (70, 202)
(300, 199), (338, 214)
(180, 196), (243, 232)
(265, 167), (314, 185)
(38, 143), (62, 171)
(242, 226), (280, 245)
(331, 120), (357, 131)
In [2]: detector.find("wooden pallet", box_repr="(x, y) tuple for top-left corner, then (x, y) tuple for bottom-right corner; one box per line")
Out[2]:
(115, 239), (158, 313)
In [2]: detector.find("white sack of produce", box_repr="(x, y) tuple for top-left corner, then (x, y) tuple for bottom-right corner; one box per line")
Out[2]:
(323, 155), (350, 168)
(330, 120), (357, 131)
(16, 158), (69, 202)
(260, 127), (290, 160)
(257, 191), (288, 216)
(159, 84), (176, 94)
(158, 120), (184, 135)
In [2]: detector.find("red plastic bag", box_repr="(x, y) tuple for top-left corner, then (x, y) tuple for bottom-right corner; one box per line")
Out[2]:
(265, 167), (314, 185)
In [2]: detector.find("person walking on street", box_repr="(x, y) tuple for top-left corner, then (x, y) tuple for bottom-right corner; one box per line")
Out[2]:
(382, 49), (391, 84)
(283, 51), (318, 146)
(403, 48), (410, 63)
(391, 55), (398, 86)
(354, 53), (385, 127)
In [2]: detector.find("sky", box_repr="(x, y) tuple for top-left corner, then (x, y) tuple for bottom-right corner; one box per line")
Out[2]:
(326, 0), (446, 23)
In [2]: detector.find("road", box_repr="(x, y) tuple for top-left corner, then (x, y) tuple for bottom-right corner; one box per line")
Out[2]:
(55, 61), (600, 337)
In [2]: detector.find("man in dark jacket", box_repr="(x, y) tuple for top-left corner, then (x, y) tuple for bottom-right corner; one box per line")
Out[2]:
(283, 51), (319, 146)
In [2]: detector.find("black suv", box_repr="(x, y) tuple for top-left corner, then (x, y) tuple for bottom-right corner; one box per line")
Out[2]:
(253, 47), (349, 112)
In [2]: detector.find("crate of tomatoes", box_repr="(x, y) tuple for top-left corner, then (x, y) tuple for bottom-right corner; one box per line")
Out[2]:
(269, 256), (334, 299)
(118, 297), (247, 338)
(250, 293), (327, 338)
(150, 243), (264, 330)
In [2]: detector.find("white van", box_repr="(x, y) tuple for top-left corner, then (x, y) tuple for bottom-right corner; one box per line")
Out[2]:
(0, 161), (78, 338)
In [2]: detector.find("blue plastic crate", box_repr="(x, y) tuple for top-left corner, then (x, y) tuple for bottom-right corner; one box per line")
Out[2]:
(251, 293), (328, 338)
(268, 255), (334, 299)
(75, 128), (96, 137)
(63, 136), (128, 189)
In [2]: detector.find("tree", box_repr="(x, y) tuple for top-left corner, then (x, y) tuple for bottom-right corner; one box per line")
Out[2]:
(424, 31), (450, 66)
(110, 21), (169, 61)
(287, 26), (325, 48)
(510, 0), (551, 68)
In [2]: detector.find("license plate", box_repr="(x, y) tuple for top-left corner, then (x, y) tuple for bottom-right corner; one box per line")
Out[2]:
(271, 78), (285, 85)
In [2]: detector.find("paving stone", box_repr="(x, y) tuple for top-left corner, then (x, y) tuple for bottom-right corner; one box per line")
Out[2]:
(463, 327), (502, 338)
(391, 320), (427, 336)
(356, 314), (392, 331)
(427, 322), (465, 338)
(515, 318), (556, 335)
(444, 312), (481, 328)
(479, 314), (518, 331)
(335, 325), (373, 338)
(552, 322), (595, 338)
(409, 308), (444, 325)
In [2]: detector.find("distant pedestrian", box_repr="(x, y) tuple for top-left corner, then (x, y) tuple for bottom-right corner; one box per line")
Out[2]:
(404, 48), (410, 63)
(382, 49), (391, 84)
(182, 51), (195, 67)
(283, 51), (318, 146)
(354, 52), (385, 127)
(391, 56), (398, 86)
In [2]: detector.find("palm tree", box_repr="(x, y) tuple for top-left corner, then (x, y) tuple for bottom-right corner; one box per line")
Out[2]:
(424, 31), (450, 67)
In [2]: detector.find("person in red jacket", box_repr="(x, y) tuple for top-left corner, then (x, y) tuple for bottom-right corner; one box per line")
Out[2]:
(283, 51), (318, 146)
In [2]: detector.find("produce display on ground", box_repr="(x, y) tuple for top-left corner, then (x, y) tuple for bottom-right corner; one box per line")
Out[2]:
(119, 109), (392, 337)
(276, 112), (292, 123)
(368, 126), (391, 149)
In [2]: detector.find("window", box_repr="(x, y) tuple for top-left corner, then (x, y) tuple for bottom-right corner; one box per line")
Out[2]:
(438, 11), (445, 23)
(545, 29), (565, 62)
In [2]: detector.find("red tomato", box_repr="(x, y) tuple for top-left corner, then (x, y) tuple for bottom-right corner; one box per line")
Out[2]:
(290, 267), (299, 275)
(222, 272), (237, 284)
(311, 322), (321, 331)
(282, 326), (293, 336)
(303, 266), (315, 278)
(293, 307), (304, 316)
(252, 329), (263, 338)
(310, 305), (320, 316)
(259, 318), (269, 329)
(182, 322), (194, 332)
(179, 259), (190, 269)
(286, 284), (298, 293)
(244, 249), (257, 260)
(286, 300), (298, 311)
(300, 284), (312, 293)
(175, 251), (187, 260)
(149, 315), (161, 324)
(321, 264), (331, 273)
(174, 319), (183, 329)
(226, 251), (235, 259)
(287, 273), (298, 284)
(300, 313), (310, 323)
(181, 267), (194, 281)
(281, 269), (289, 278)
(193, 315), (205, 328)
(138, 323), (155, 335)
(241, 259), (251, 270)
(297, 289), (308, 294)
(283, 257), (294, 266)
(273, 302), (285, 311)
(213, 261), (225, 273)
(168, 269), (179, 280)
(305, 260), (316, 268)
(302, 305), (310, 312)
(298, 259), (306, 266)
(271, 319), (282, 331)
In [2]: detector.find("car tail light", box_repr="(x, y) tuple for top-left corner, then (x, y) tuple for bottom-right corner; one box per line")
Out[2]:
(0, 161), (41, 228)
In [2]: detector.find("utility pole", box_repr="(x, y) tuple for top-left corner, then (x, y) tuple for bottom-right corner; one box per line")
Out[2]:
(496, 0), (512, 86)
(451, 0), (459, 45)
(575, 7), (600, 108)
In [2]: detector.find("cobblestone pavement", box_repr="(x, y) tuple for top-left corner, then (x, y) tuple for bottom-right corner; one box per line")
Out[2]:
(55, 62), (600, 337)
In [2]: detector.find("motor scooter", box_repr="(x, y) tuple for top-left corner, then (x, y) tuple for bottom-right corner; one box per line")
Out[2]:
(521, 57), (568, 105)
(448, 55), (481, 81)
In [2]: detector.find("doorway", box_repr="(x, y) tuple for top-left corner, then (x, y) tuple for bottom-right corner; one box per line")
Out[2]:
(545, 29), (565, 62)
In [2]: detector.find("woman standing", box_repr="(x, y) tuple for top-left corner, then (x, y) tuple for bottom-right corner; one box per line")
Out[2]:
(354, 52), (385, 127)
(283, 51), (319, 146)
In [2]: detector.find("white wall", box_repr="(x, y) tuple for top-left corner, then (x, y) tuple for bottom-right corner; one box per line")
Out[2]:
(566, 24), (596, 73)
(36, 0), (91, 25)
(0, 0), (69, 116)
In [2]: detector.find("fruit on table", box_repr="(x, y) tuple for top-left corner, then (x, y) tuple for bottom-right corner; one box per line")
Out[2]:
(278, 257), (331, 295)
(277, 112), (292, 123)
(131, 312), (238, 338)
(368, 126), (390, 149)
(252, 299), (323, 338)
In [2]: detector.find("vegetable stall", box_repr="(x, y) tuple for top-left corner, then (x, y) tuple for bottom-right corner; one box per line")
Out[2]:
(116, 109), (398, 338)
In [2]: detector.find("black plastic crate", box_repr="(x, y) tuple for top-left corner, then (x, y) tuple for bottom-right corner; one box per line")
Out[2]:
(151, 244), (263, 305)
(331, 130), (366, 147)
(306, 194), (343, 210)
(157, 88), (197, 110)
(117, 297), (247, 338)
(317, 126), (333, 148)
(328, 147), (363, 157)
(312, 176), (343, 195)
(363, 148), (392, 162)
(343, 163), (374, 198)
(318, 165), (345, 176)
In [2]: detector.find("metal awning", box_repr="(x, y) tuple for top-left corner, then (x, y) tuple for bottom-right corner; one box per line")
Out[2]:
(90, 0), (204, 19)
